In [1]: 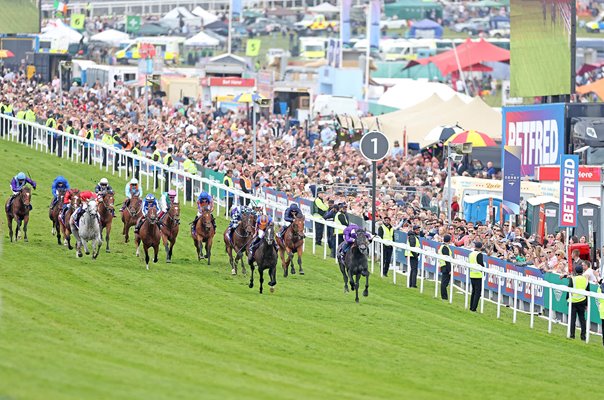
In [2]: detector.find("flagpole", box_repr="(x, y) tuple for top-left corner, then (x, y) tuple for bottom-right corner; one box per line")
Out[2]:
(339, 0), (344, 68)
(227, 0), (233, 54)
(364, 3), (371, 104)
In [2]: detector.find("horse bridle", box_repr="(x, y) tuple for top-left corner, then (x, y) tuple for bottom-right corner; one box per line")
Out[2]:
(100, 195), (114, 212)
(128, 198), (142, 217)
(164, 204), (180, 225)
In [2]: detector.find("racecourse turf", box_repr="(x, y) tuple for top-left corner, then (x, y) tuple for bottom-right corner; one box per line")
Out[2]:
(0, 0), (39, 34)
(0, 138), (603, 400)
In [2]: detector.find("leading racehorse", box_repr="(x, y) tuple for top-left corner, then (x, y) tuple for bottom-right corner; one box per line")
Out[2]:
(249, 223), (278, 294)
(338, 228), (371, 303)
(160, 202), (180, 263)
(277, 214), (305, 277)
(135, 204), (161, 270)
(224, 210), (256, 275)
(49, 188), (66, 246)
(60, 190), (80, 250)
(5, 187), (31, 242)
(122, 194), (142, 243)
(70, 200), (102, 259)
(192, 206), (215, 264)
(98, 191), (115, 253)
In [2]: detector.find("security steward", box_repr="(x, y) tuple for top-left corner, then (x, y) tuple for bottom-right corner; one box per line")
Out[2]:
(131, 141), (142, 180)
(438, 234), (453, 300)
(182, 153), (198, 201)
(378, 216), (394, 277)
(405, 225), (421, 288)
(16, 105), (26, 143)
(334, 203), (350, 249)
(223, 169), (235, 212)
(567, 265), (589, 341)
(25, 105), (36, 146)
(151, 145), (161, 190)
(312, 186), (329, 246)
(163, 147), (174, 192)
(468, 241), (486, 312)
(323, 199), (337, 257)
(101, 128), (113, 167)
(65, 120), (76, 158)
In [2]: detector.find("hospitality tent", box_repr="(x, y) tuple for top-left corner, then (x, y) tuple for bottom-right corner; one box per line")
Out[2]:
(309, 2), (339, 13)
(405, 38), (510, 76)
(40, 20), (83, 44)
(377, 79), (472, 110)
(89, 29), (130, 47)
(343, 94), (501, 148)
(184, 31), (220, 47)
(407, 19), (444, 39)
(192, 6), (219, 25)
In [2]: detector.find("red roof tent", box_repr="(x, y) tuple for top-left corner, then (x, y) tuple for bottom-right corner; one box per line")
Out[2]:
(405, 38), (510, 76)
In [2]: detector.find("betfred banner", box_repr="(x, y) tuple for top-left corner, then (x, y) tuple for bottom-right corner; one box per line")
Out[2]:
(502, 104), (565, 177)
(559, 154), (578, 227)
(502, 145), (522, 215)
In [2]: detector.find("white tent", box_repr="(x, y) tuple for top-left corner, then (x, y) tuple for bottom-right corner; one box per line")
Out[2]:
(192, 6), (219, 25)
(163, 6), (197, 20)
(184, 31), (220, 47)
(308, 2), (339, 13)
(89, 29), (130, 47)
(377, 79), (472, 110)
(39, 21), (83, 44)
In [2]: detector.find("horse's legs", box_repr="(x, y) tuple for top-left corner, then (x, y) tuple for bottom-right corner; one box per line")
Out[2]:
(278, 247), (288, 277)
(206, 238), (212, 265)
(6, 215), (13, 242)
(169, 239), (175, 262)
(15, 217), (21, 241)
(355, 273), (361, 303)
(144, 245), (150, 270)
(105, 224), (111, 253)
(153, 244), (158, 264)
(288, 251), (295, 275)
(194, 238), (202, 261)
(259, 267), (265, 294)
(22, 215), (28, 242)
(340, 263), (349, 293)
(269, 265), (277, 293)
(135, 236), (140, 257)
(56, 220), (62, 245)
(363, 274), (369, 297)
(297, 246), (304, 275)
(248, 263), (255, 288)
(82, 237), (90, 255)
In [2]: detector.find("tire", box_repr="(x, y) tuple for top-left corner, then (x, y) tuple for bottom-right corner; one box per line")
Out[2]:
(494, 33), (502, 38)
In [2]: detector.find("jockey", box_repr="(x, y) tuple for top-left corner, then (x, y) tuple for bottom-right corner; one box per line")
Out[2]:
(226, 204), (251, 239)
(339, 224), (372, 261)
(60, 188), (80, 220)
(72, 190), (96, 228)
(191, 191), (215, 234)
(121, 178), (143, 212)
(250, 199), (264, 216)
(95, 178), (113, 197)
(7, 172), (36, 212)
(248, 214), (275, 263)
(159, 189), (177, 220)
(134, 194), (159, 234)
(50, 175), (70, 208)
(278, 203), (301, 237)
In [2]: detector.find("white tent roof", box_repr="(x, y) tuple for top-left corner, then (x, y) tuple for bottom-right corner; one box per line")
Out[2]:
(191, 6), (219, 25)
(377, 79), (472, 110)
(89, 29), (130, 46)
(163, 6), (197, 20)
(39, 21), (83, 44)
(184, 31), (220, 47)
(308, 2), (339, 13)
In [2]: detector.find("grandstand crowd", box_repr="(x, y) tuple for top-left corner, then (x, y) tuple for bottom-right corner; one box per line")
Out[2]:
(1, 68), (601, 279)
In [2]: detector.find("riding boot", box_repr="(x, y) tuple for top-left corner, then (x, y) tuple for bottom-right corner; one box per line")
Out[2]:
(191, 216), (199, 236)
(211, 215), (216, 230)
(74, 209), (83, 228)
(134, 218), (144, 234)
(121, 199), (130, 212)
(248, 237), (259, 263)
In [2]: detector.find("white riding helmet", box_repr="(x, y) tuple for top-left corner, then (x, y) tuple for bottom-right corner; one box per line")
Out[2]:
(100, 178), (109, 185)
(130, 178), (139, 185)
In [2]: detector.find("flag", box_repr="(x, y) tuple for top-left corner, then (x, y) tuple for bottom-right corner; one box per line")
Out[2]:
(70, 14), (85, 30)
(246, 39), (261, 57)
(54, 0), (67, 14)
(370, 0), (381, 50)
(502, 145), (522, 215)
(126, 16), (142, 33)
(341, 0), (353, 46)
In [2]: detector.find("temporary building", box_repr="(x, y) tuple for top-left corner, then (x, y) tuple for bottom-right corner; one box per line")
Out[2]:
(385, 0), (443, 20)
(191, 6), (219, 25)
(344, 94), (501, 148)
(184, 31), (220, 47)
(89, 29), (130, 47)
(525, 196), (559, 237)
(462, 194), (503, 224)
(407, 19), (443, 39)
(161, 7), (203, 30)
(576, 199), (600, 247)
(39, 20), (83, 44)
(377, 79), (472, 109)
(406, 38), (510, 76)
(308, 2), (339, 13)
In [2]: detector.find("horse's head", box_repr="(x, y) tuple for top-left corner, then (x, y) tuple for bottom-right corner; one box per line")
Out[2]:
(243, 212), (256, 234)
(87, 200), (98, 216)
(71, 194), (81, 208)
(103, 192), (115, 212)
(147, 205), (158, 224)
(264, 224), (275, 245)
(200, 207), (212, 229)
(293, 214), (305, 235)
(20, 187), (31, 206)
(355, 229), (370, 256)
(170, 202), (180, 223)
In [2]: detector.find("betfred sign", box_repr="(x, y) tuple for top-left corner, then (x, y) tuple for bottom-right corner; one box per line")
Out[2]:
(502, 104), (565, 177)
(536, 165), (601, 182)
(559, 155), (578, 228)
(200, 77), (255, 87)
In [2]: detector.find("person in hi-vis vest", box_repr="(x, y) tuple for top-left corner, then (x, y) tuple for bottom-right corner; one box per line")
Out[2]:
(405, 225), (421, 288)
(438, 234), (453, 300)
(378, 217), (394, 277)
(468, 241), (486, 312)
(567, 265), (589, 341)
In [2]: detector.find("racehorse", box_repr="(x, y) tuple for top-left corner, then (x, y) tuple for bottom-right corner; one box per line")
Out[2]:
(277, 214), (306, 277)
(249, 224), (278, 294)
(70, 200), (102, 259)
(49, 188), (66, 245)
(192, 206), (215, 264)
(60, 191), (80, 250)
(5, 187), (31, 242)
(121, 194), (142, 243)
(98, 191), (115, 253)
(224, 210), (256, 275)
(135, 205), (161, 270)
(338, 229), (370, 303)
(160, 202), (180, 263)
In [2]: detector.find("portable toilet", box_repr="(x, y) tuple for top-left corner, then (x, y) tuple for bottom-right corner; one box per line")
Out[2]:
(576, 199), (600, 248)
(525, 196), (559, 236)
(462, 194), (503, 224)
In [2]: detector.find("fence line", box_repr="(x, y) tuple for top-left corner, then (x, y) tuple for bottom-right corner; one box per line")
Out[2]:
(2, 113), (603, 343)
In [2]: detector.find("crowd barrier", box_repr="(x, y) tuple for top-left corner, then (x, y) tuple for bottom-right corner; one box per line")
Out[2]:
(2, 113), (604, 343)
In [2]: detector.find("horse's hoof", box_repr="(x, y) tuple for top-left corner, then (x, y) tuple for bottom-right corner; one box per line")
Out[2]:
(166, 259), (172, 264)
(24, 238), (28, 243)
(106, 249), (111, 253)
(355, 299), (359, 303)
(344, 287), (349, 293)
(363, 290), (369, 297)
(231, 269), (237, 275)
(77, 253), (83, 258)
(154, 258), (158, 264)
(249, 282), (253, 288)
(291, 268), (296, 275)
(146, 264), (149, 270)
(299, 269), (305, 275)
(270, 287), (275, 293)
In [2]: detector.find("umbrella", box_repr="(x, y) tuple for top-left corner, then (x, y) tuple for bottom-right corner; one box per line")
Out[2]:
(425, 124), (464, 144)
(233, 92), (266, 104)
(445, 130), (496, 147)
(0, 49), (15, 58)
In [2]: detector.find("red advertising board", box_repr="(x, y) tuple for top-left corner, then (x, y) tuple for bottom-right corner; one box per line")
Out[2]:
(200, 77), (255, 87)
(536, 165), (601, 182)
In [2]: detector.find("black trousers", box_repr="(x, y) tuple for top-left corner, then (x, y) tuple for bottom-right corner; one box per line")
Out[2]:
(382, 245), (393, 276)
(185, 178), (193, 201)
(570, 300), (587, 340)
(102, 148), (107, 166)
(327, 226), (335, 257)
(441, 265), (451, 300)
(27, 126), (33, 145)
(470, 277), (482, 311)
(54, 137), (63, 158)
(154, 169), (160, 190)
(67, 138), (73, 158)
(226, 196), (234, 212)
(409, 256), (418, 287)
(82, 146), (91, 164)
(134, 165), (140, 181)
(164, 171), (171, 192)
(337, 234), (344, 251)
(315, 219), (325, 245)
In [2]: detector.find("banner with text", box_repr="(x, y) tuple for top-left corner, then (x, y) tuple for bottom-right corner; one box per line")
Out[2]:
(559, 154), (578, 228)
(502, 145), (522, 215)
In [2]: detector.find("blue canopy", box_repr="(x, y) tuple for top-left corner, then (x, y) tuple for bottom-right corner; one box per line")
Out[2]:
(407, 19), (443, 39)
